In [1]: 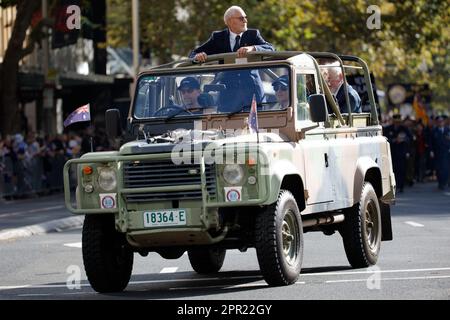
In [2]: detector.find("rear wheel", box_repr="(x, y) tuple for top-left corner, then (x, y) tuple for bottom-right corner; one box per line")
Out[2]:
(341, 182), (381, 268)
(188, 248), (226, 274)
(255, 190), (303, 286)
(82, 214), (133, 293)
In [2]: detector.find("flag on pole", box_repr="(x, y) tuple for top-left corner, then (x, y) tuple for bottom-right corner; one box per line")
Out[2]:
(412, 94), (428, 125)
(247, 94), (259, 134)
(64, 104), (91, 127)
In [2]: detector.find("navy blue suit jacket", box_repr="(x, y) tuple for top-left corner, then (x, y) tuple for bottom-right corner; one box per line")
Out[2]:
(189, 29), (274, 112)
(189, 28), (274, 58)
(336, 83), (362, 113)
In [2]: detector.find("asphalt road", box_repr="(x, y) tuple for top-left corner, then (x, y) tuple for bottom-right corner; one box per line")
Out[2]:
(0, 183), (449, 300)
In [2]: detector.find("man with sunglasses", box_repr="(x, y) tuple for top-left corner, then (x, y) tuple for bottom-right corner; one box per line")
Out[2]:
(177, 77), (203, 112)
(269, 75), (290, 110)
(189, 6), (274, 62)
(189, 6), (274, 112)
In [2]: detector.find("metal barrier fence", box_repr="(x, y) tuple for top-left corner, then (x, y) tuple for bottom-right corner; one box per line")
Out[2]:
(0, 152), (77, 200)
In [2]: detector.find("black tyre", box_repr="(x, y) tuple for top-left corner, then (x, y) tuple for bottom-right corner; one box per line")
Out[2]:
(255, 190), (303, 286)
(82, 214), (133, 293)
(341, 182), (381, 268)
(188, 248), (226, 274)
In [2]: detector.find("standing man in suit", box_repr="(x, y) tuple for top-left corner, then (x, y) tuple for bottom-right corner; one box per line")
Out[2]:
(323, 62), (361, 114)
(189, 6), (274, 112)
(190, 6), (274, 62)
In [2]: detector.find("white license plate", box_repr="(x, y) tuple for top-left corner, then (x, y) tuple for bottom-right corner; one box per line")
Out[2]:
(143, 209), (187, 227)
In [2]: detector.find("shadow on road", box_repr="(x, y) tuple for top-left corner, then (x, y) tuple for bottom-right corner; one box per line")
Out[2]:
(0, 265), (363, 300)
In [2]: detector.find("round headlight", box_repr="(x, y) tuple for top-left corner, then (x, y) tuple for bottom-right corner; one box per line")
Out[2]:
(223, 164), (244, 185)
(98, 167), (117, 191)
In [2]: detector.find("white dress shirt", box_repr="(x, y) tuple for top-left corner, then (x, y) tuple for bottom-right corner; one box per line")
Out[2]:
(229, 31), (243, 51)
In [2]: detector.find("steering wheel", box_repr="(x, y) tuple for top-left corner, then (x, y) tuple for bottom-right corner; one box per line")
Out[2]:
(153, 105), (193, 117)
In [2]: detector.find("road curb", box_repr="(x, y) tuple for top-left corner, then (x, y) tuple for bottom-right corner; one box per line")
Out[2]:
(0, 216), (84, 242)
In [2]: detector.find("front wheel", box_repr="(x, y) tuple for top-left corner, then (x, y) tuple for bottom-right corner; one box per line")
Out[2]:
(340, 182), (382, 268)
(255, 190), (303, 286)
(82, 214), (133, 293)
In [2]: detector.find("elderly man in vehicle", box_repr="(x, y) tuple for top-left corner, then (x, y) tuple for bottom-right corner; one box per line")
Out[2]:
(323, 62), (361, 114)
(189, 6), (274, 112)
(189, 6), (274, 62)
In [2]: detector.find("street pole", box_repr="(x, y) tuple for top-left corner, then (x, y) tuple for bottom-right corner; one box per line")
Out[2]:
(41, 0), (49, 79)
(41, 0), (55, 135)
(132, 0), (140, 78)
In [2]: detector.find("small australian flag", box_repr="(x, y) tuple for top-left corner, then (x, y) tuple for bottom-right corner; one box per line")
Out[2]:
(248, 94), (258, 134)
(64, 104), (91, 127)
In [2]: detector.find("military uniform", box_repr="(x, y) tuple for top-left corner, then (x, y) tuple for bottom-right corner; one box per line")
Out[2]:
(383, 119), (412, 192)
(431, 119), (450, 190)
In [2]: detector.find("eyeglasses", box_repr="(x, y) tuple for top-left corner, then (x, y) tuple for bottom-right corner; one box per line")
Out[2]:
(273, 84), (288, 92)
(232, 16), (247, 22)
(179, 88), (195, 94)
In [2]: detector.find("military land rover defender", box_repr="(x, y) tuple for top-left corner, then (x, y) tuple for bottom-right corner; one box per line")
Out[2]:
(63, 52), (395, 293)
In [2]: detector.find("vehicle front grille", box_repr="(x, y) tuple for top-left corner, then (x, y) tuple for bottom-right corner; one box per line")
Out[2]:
(123, 159), (216, 203)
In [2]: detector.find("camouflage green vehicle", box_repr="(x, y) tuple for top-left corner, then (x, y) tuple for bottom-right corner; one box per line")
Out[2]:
(63, 51), (395, 293)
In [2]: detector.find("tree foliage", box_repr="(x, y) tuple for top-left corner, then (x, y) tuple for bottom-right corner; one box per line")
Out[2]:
(0, 0), (41, 135)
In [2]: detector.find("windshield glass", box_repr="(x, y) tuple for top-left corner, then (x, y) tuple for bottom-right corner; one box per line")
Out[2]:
(133, 65), (290, 119)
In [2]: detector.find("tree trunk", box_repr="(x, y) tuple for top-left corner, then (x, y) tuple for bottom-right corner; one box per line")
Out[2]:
(0, 0), (40, 136)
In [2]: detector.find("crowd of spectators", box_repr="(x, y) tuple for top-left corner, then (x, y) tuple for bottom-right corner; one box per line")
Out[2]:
(0, 127), (110, 200)
(382, 114), (450, 192)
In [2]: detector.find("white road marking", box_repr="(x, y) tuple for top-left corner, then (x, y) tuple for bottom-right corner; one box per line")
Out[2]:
(15, 284), (90, 288)
(160, 267), (178, 273)
(63, 242), (82, 248)
(171, 280), (306, 291)
(0, 205), (65, 218)
(301, 267), (450, 277)
(18, 293), (53, 297)
(0, 285), (31, 290)
(325, 275), (450, 284)
(405, 221), (425, 227)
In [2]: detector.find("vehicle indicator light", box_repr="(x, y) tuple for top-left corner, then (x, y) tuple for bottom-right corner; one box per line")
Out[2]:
(247, 157), (257, 166)
(83, 166), (93, 175)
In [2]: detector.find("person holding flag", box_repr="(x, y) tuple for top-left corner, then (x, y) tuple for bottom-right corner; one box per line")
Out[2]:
(64, 103), (91, 128)
(413, 94), (429, 126)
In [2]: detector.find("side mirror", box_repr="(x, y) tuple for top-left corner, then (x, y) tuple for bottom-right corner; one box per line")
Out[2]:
(105, 108), (122, 140)
(308, 94), (328, 123)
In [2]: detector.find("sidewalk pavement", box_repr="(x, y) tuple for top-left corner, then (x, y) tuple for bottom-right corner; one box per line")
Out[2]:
(0, 215), (84, 242)
(0, 193), (83, 242)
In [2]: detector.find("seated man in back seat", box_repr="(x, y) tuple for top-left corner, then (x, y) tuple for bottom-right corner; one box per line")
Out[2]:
(322, 62), (361, 114)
